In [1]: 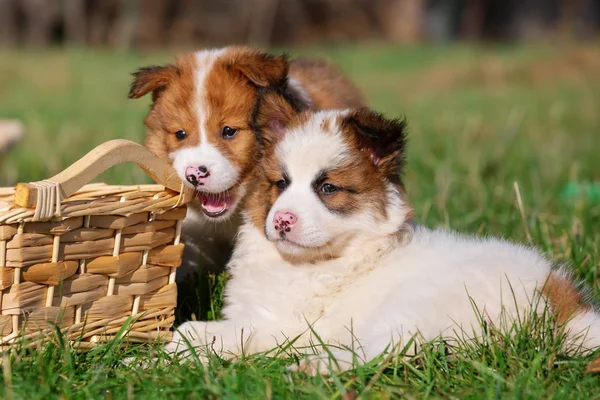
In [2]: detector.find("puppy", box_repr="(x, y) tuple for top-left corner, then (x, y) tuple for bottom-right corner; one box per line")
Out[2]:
(129, 47), (365, 275)
(166, 92), (600, 374)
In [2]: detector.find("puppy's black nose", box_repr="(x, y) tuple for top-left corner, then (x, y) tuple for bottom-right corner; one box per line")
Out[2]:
(186, 174), (198, 186)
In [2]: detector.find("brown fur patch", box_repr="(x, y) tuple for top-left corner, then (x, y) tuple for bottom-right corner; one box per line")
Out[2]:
(289, 58), (365, 109)
(228, 47), (289, 87)
(142, 53), (200, 161)
(339, 109), (408, 186)
(543, 272), (591, 324)
(312, 163), (387, 217)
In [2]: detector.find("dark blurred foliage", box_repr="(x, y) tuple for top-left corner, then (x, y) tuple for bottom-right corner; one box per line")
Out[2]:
(0, 0), (598, 49)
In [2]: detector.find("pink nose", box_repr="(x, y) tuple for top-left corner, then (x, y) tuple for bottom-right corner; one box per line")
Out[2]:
(185, 165), (210, 186)
(273, 210), (297, 236)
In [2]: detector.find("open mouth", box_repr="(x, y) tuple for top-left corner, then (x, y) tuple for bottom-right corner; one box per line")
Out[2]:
(197, 190), (233, 218)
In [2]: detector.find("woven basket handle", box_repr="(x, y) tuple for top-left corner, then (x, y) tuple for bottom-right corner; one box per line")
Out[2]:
(14, 139), (187, 210)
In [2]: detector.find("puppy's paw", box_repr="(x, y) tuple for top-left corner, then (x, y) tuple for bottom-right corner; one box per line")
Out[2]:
(163, 322), (212, 364)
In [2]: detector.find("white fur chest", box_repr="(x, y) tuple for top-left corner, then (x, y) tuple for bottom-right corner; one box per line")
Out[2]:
(222, 224), (383, 338)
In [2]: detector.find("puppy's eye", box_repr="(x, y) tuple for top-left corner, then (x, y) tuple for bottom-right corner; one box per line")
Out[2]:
(321, 183), (338, 194)
(174, 130), (187, 141)
(275, 179), (288, 191)
(222, 126), (238, 139)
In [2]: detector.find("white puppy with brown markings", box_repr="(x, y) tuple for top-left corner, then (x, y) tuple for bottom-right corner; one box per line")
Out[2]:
(166, 90), (600, 374)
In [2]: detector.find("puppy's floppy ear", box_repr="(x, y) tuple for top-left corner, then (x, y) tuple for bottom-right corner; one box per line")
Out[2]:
(342, 108), (408, 180)
(252, 88), (301, 148)
(233, 50), (289, 88)
(128, 65), (176, 100)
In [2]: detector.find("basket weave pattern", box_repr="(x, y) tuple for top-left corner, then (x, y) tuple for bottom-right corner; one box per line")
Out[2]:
(0, 182), (188, 347)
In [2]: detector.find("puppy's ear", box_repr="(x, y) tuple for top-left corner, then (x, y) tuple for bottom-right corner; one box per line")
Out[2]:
(252, 88), (301, 148)
(233, 50), (289, 88)
(128, 65), (176, 100)
(342, 108), (408, 180)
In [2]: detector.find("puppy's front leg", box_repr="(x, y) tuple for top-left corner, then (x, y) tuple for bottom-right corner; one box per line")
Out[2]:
(165, 320), (254, 361)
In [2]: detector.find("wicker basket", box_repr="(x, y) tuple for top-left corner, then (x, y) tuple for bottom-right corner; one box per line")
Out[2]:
(0, 139), (193, 348)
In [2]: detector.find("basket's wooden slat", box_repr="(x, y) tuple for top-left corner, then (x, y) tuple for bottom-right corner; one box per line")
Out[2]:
(56, 285), (107, 307)
(7, 233), (53, 249)
(115, 265), (170, 284)
(114, 276), (169, 296)
(5, 231), (181, 268)
(0, 315), (12, 336)
(14, 139), (186, 208)
(121, 220), (175, 235)
(22, 261), (79, 285)
(23, 218), (83, 235)
(121, 228), (175, 252)
(60, 228), (114, 243)
(155, 207), (187, 221)
(0, 267), (14, 290)
(86, 253), (142, 278)
(0, 225), (17, 241)
(25, 306), (74, 333)
(5, 238), (116, 267)
(82, 295), (133, 322)
(86, 330), (173, 343)
(2, 282), (47, 314)
(147, 244), (184, 267)
(140, 283), (177, 311)
(66, 307), (174, 340)
(89, 213), (149, 230)
(60, 273), (109, 294)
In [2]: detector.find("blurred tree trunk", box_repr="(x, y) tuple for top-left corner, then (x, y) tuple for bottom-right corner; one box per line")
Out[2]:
(63, 0), (87, 45)
(168, 0), (201, 46)
(21, 0), (61, 47)
(248, 0), (279, 46)
(87, 0), (119, 46)
(0, 0), (18, 46)
(111, 0), (139, 51)
(379, 0), (425, 43)
(272, 0), (309, 45)
(557, 0), (587, 37)
(136, 0), (170, 48)
(460, 0), (486, 39)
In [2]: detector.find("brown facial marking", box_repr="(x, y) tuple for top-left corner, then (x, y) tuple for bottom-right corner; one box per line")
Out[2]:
(331, 110), (409, 218)
(312, 164), (387, 217)
(247, 152), (282, 232)
(202, 54), (262, 186)
(543, 273), (591, 324)
(141, 53), (200, 161)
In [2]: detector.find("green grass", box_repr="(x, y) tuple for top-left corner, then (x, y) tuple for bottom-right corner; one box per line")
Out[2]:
(1, 42), (600, 398)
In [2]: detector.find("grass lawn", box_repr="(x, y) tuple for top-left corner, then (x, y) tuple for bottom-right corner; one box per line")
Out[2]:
(1, 42), (600, 398)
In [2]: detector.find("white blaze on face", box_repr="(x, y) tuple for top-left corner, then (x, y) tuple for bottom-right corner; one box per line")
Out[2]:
(265, 111), (354, 251)
(168, 48), (240, 194)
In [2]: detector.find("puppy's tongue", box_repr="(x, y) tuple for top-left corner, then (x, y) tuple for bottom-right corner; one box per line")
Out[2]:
(198, 192), (231, 216)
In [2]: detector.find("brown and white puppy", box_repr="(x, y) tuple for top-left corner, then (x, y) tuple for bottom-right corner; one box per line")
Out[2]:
(167, 92), (600, 375)
(129, 47), (365, 274)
